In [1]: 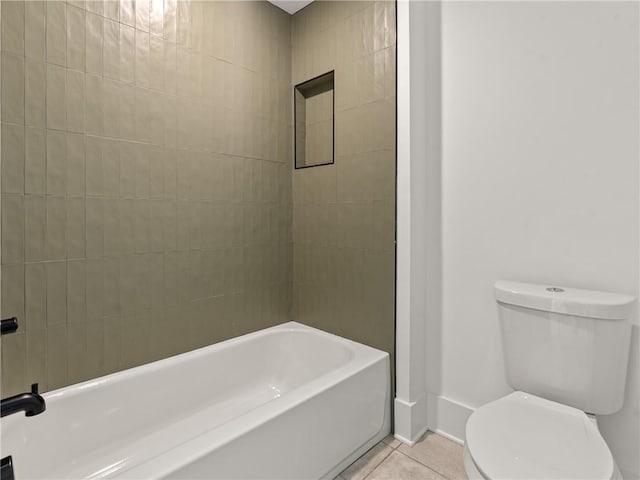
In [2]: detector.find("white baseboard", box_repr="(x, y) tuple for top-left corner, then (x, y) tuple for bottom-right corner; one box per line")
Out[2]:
(393, 428), (428, 447)
(431, 427), (465, 446)
(394, 393), (428, 445)
(394, 393), (475, 446)
(426, 393), (475, 444)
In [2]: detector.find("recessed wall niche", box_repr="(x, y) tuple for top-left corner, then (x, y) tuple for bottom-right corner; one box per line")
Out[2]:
(294, 71), (335, 169)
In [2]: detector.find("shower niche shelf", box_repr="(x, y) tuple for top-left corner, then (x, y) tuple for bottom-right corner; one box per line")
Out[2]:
(294, 71), (335, 169)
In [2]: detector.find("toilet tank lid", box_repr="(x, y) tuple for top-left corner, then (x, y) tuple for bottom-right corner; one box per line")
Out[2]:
(494, 280), (636, 320)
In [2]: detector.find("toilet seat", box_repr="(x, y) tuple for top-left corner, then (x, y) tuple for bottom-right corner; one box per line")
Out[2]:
(465, 391), (614, 480)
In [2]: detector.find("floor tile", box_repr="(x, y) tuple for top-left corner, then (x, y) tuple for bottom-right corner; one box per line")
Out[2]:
(398, 432), (466, 480)
(340, 442), (394, 480)
(381, 434), (401, 449)
(367, 451), (448, 480)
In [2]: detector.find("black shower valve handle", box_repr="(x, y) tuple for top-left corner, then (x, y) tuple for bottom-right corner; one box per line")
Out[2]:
(0, 317), (18, 335)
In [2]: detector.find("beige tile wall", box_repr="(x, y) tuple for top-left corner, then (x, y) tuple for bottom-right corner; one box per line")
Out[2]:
(291, 2), (396, 383)
(0, 0), (293, 395)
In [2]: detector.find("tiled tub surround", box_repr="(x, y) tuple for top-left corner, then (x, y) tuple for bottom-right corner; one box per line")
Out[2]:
(1, 322), (390, 479)
(0, 0), (293, 395)
(291, 2), (397, 390)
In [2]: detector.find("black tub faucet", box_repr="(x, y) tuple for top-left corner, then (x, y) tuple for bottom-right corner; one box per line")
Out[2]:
(1, 383), (46, 418)
(0, 456), (14, 480)
(0, 318), (18, 335)
(0, 318), (46, 417)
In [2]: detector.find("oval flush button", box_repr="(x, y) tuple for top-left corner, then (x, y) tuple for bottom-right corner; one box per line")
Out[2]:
(546, 287), (565, 293)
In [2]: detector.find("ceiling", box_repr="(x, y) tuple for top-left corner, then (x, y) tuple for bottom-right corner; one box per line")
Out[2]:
(268, 0), (314, 15)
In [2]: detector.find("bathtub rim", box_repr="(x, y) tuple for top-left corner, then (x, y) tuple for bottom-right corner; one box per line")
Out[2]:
(40, 321), (372, 403)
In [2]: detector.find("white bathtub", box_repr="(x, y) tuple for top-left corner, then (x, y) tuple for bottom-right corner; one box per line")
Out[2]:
(1, 322), (390, 479)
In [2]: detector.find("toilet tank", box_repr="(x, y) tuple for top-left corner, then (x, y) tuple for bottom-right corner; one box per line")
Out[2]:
(495, 280), (635, 415)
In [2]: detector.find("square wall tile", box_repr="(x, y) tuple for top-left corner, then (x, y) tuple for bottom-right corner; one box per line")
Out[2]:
(103, 79), (121, 139)
(67, 69), (86, 134)
(104, 0), (119, 22)
(25, 128), (46, 194)
(1, 263), (25, 321)
(1, 194), (24, 264)
(67, 322), (88, 384)
(47, 325), (68, 390)
(66, 5), (85, 71)
(25, 60), (46, 128)
(67, 259), (86, 324)
(85, 198), (105, 258)
(1, 0), (25, 56)
(66, 133), (85, 197)
(66, 197), (86, 259)
(120, 24), (135, 84)
(85, 12), (103, 75)
(1, 124), (25, 194)
(120, 0), (135, 27)
(1, 333), (26, 396)
(25, 263), (47, 331)
(136, 0), (150, 32)
(46, 196), (67, 261)
(85, 258), (105, 321)
(85, 74), (104, 136)
(135, 30), (150, 88)
(46, 64), (67, 131)
(25, 1), (45, 61)
(24, 195), (46, 262)
(1, 53), (25, 125)
(46, 1), (67, 66)
(26, 329), (47, 390)
(46, 129), (67, 195)
(163, 0), (177, 42)
(103, 198), (121, 256)
(86, 0), (103, 16)
(104, 18), (120, 80)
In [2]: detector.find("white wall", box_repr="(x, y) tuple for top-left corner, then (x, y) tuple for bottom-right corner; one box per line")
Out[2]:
(436, 1), (640, 478)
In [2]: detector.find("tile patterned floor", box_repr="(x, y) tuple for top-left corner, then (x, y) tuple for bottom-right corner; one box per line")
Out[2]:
(337, 432), (467, 480)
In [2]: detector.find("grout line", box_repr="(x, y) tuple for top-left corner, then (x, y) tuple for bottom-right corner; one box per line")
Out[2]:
(393, 448), (454, 480)
(381, 436), (400, 450)
(360, 443), (394, 480)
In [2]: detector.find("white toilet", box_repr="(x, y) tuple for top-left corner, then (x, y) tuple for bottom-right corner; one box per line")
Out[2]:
(463, 280), (636, 480)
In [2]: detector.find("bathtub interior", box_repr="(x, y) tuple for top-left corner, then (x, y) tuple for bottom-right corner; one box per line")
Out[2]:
(1, 323), (381, 479)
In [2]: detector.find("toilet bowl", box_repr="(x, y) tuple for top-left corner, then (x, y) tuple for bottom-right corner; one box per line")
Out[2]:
(463, 281), (635, 480)
(463, 392), (622, 480)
